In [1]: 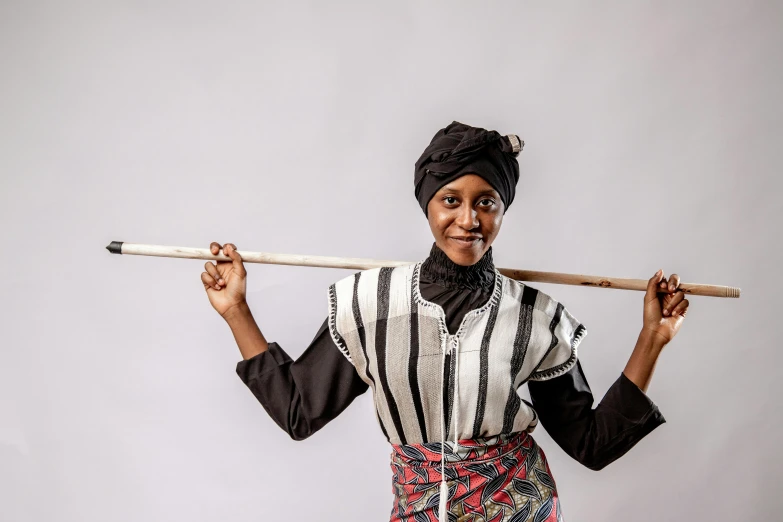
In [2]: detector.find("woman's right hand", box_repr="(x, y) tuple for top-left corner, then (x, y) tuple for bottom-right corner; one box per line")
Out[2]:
(201, 242), (248, 319)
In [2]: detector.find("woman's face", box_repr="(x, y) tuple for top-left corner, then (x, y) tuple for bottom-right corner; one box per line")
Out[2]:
(426, 174), (504, 266)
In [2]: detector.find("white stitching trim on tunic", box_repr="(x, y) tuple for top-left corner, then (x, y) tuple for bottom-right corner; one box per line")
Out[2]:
(411, 261), (504, 342)
(528, 323), (586, 381)
(327, 283), (353, 364)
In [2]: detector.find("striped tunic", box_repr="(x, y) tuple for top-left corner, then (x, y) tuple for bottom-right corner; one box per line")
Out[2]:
(327, 261), (587, 446)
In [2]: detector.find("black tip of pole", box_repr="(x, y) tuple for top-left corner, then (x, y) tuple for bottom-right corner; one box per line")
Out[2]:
(106, 241), (124, 254)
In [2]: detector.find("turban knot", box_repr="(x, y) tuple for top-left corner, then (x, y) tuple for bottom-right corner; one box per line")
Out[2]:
(414, 121), (523, 216)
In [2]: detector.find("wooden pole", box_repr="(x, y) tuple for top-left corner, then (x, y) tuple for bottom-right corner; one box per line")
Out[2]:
(106, 241), (741, 298)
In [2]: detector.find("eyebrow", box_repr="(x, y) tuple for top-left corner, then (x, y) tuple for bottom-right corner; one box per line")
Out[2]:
(440, 186), (499, 197)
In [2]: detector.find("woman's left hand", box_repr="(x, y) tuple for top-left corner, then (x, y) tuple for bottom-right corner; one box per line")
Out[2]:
(643, 269), (690, 346)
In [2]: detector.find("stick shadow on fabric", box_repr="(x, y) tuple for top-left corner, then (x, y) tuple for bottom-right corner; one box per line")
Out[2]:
(105, 241), (741, 298)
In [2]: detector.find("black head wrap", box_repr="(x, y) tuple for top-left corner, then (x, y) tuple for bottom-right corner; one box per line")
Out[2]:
(414, 121), (523, 216)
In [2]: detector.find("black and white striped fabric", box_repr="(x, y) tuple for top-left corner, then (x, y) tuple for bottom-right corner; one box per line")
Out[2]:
(327, 261), (586, 446)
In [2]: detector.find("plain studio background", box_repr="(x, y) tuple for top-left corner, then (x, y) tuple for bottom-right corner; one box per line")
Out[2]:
(1, 1), (780, 520)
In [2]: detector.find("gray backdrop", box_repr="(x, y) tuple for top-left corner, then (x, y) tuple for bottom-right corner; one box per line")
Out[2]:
(1, 1), (780, 520)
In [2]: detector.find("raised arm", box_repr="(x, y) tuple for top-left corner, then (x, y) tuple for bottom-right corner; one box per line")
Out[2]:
(527, 268), (689, 471)
(201, 242), (368, 440)
(621, 269), (689, 392)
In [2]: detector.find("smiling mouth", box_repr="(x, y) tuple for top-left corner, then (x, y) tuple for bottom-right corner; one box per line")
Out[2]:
(450, 236), (482, 245)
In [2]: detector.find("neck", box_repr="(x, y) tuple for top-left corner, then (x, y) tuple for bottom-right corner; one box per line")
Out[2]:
(420, 242), (495, 290)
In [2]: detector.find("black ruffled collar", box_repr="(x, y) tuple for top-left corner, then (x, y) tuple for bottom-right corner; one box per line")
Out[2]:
(420, 242), (496, 290)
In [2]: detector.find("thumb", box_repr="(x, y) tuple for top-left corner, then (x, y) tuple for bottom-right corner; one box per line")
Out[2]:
(646, 269), (663, 302)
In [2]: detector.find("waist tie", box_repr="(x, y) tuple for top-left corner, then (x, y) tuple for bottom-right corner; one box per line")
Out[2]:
(440, 334), (459, 522)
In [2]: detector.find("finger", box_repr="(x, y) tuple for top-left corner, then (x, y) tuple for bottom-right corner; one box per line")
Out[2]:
(220, 243), (238, 265)
(204, 261), (224, 287)
(658, 271), (667, 290)
(225, 244), (247, 278)
(662, 291), (685, 316)
(668, 273), (680, 293)
(210, 242), (222, 255)
(646, 269), (664, 301)
(201, 271), (220, 290)
(215, 243), (236, 266)
(671, 298), (689, 316)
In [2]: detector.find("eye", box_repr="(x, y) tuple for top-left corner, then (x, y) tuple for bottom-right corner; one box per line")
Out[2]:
(478, 198), (496, 207)
(443, 196), (458, 205)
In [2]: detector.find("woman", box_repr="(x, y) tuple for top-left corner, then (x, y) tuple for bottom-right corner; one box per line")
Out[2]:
(201, 121), (689, 522)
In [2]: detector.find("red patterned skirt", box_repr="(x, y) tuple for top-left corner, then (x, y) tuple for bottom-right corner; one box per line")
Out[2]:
(389, 432), (562, 522)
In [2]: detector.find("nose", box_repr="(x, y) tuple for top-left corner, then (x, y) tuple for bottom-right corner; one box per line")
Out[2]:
(455, 203), (479, 230)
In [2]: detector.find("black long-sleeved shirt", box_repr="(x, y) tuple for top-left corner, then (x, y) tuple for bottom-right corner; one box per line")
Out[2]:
(236, 243), (665, 471)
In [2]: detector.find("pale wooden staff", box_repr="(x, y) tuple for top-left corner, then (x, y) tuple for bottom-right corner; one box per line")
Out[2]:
(105, 241), (741, 298)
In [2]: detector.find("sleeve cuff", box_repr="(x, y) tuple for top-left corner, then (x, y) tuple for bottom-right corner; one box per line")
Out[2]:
(235, 342), (293, 384)
(607, 372), (667, 425)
